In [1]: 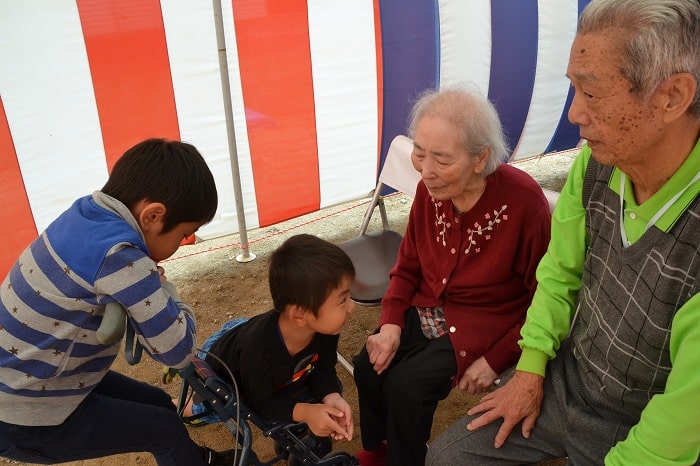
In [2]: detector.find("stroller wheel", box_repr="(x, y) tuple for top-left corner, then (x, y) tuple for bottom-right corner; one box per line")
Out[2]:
(287, 450), (356, 466)
(286, 435), (332, 466)
(274, 441), (290, 460)
(321, 451), (359, 465)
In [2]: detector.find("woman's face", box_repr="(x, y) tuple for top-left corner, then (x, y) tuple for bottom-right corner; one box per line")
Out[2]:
(411, 115), (486, 201)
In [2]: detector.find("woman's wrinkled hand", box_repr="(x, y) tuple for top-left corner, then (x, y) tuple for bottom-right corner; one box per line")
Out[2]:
(457, 356), (498, 394)
(365, 324), (401, 375)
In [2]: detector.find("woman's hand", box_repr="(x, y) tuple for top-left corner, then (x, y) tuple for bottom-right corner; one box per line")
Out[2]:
(365, 324), (401, 375)
(457, 356), (498, 394)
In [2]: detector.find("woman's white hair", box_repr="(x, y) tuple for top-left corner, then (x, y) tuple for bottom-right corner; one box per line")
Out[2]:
(407, 83), (509, 176)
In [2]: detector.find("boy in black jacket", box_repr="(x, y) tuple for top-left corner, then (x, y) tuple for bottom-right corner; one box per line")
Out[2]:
(177, 234), (356, 452)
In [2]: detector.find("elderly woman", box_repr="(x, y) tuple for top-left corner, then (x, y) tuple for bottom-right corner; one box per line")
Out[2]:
(352, 86), (552, 466)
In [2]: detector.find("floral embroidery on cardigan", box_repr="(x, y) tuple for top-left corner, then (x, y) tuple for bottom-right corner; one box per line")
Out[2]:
(465, 206), (508, 254)
(432, 197), (509, 254)
(433, 200), (451, 246)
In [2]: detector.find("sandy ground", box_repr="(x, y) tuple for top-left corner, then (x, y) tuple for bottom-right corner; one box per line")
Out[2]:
(1, 152), (576, 466)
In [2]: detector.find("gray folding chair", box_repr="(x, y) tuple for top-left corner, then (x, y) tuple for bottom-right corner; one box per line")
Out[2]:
(339, 135), (420, 306)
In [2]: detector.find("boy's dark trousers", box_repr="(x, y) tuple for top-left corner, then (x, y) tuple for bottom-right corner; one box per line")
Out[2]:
(353, 309), (457, 466)
(0, 371), (208, 465)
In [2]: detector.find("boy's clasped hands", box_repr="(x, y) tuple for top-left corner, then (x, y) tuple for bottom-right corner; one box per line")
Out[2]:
(293, 392), (354, 441)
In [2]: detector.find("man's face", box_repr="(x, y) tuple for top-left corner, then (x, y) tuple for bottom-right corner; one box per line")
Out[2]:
(566, 31), (666, 169)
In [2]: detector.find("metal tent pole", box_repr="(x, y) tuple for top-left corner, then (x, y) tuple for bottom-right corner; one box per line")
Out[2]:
(212, 0), (255, 263)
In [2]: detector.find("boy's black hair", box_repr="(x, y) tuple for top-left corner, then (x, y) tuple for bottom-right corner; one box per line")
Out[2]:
(102, 138), (218, 233)
(268, 234), (355, 316)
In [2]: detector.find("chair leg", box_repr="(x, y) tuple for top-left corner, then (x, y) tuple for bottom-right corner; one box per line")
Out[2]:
(358, 183), (385, 235)
(377, 197), (389, 230)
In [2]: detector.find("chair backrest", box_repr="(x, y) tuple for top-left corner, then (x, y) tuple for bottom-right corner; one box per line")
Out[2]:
(379, 134), (421, 196)
(357, 134), (420, 235)
(542, 188), (559, 213)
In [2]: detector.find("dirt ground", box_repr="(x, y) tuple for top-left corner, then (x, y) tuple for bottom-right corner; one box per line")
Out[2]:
(1, 153), (576, 466)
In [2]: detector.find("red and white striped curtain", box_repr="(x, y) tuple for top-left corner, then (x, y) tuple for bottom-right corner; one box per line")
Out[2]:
(0, 0), (585, 277)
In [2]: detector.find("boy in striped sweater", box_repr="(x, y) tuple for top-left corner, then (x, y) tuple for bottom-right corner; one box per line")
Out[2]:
(0, 139), (234, 465)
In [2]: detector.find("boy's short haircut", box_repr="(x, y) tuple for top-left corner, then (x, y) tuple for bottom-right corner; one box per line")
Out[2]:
(268, 234), (355, 315)
(102, 138), (218, 232)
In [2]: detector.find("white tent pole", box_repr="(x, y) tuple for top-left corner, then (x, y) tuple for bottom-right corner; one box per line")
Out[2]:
(212, 0), (256, 263)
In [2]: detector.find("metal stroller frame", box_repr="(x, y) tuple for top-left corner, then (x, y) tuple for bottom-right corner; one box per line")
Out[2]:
(176, 356), (357, 466)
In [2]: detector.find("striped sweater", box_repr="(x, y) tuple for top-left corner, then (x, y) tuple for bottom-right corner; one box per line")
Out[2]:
(0, 192), (196, 426)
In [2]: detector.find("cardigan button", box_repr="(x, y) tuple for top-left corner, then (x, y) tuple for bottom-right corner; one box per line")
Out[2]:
(459, 350), (466, 357)
(449, 326), (456, 333)
(442, 278), (447, 285)
(450, 248), (456, 254)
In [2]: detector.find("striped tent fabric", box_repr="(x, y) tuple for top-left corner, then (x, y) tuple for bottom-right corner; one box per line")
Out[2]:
(0, 0), (588, 277)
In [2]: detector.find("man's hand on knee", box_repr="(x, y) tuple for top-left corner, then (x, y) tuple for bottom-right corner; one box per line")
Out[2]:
(465, 370), (544, 448)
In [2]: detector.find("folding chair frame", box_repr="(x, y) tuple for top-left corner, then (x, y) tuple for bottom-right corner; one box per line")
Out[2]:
(339, 135), (419, 306)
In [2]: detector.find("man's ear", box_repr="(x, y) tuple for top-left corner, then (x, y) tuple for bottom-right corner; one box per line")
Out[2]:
(661, 72), (697, 123)
(137, 201), (167, 232)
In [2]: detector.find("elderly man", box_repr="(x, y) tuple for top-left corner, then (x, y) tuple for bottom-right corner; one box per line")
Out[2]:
(426, 0), (700, 465)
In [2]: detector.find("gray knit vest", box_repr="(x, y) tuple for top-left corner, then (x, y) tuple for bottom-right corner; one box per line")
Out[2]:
(567, 158), (700, 422)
